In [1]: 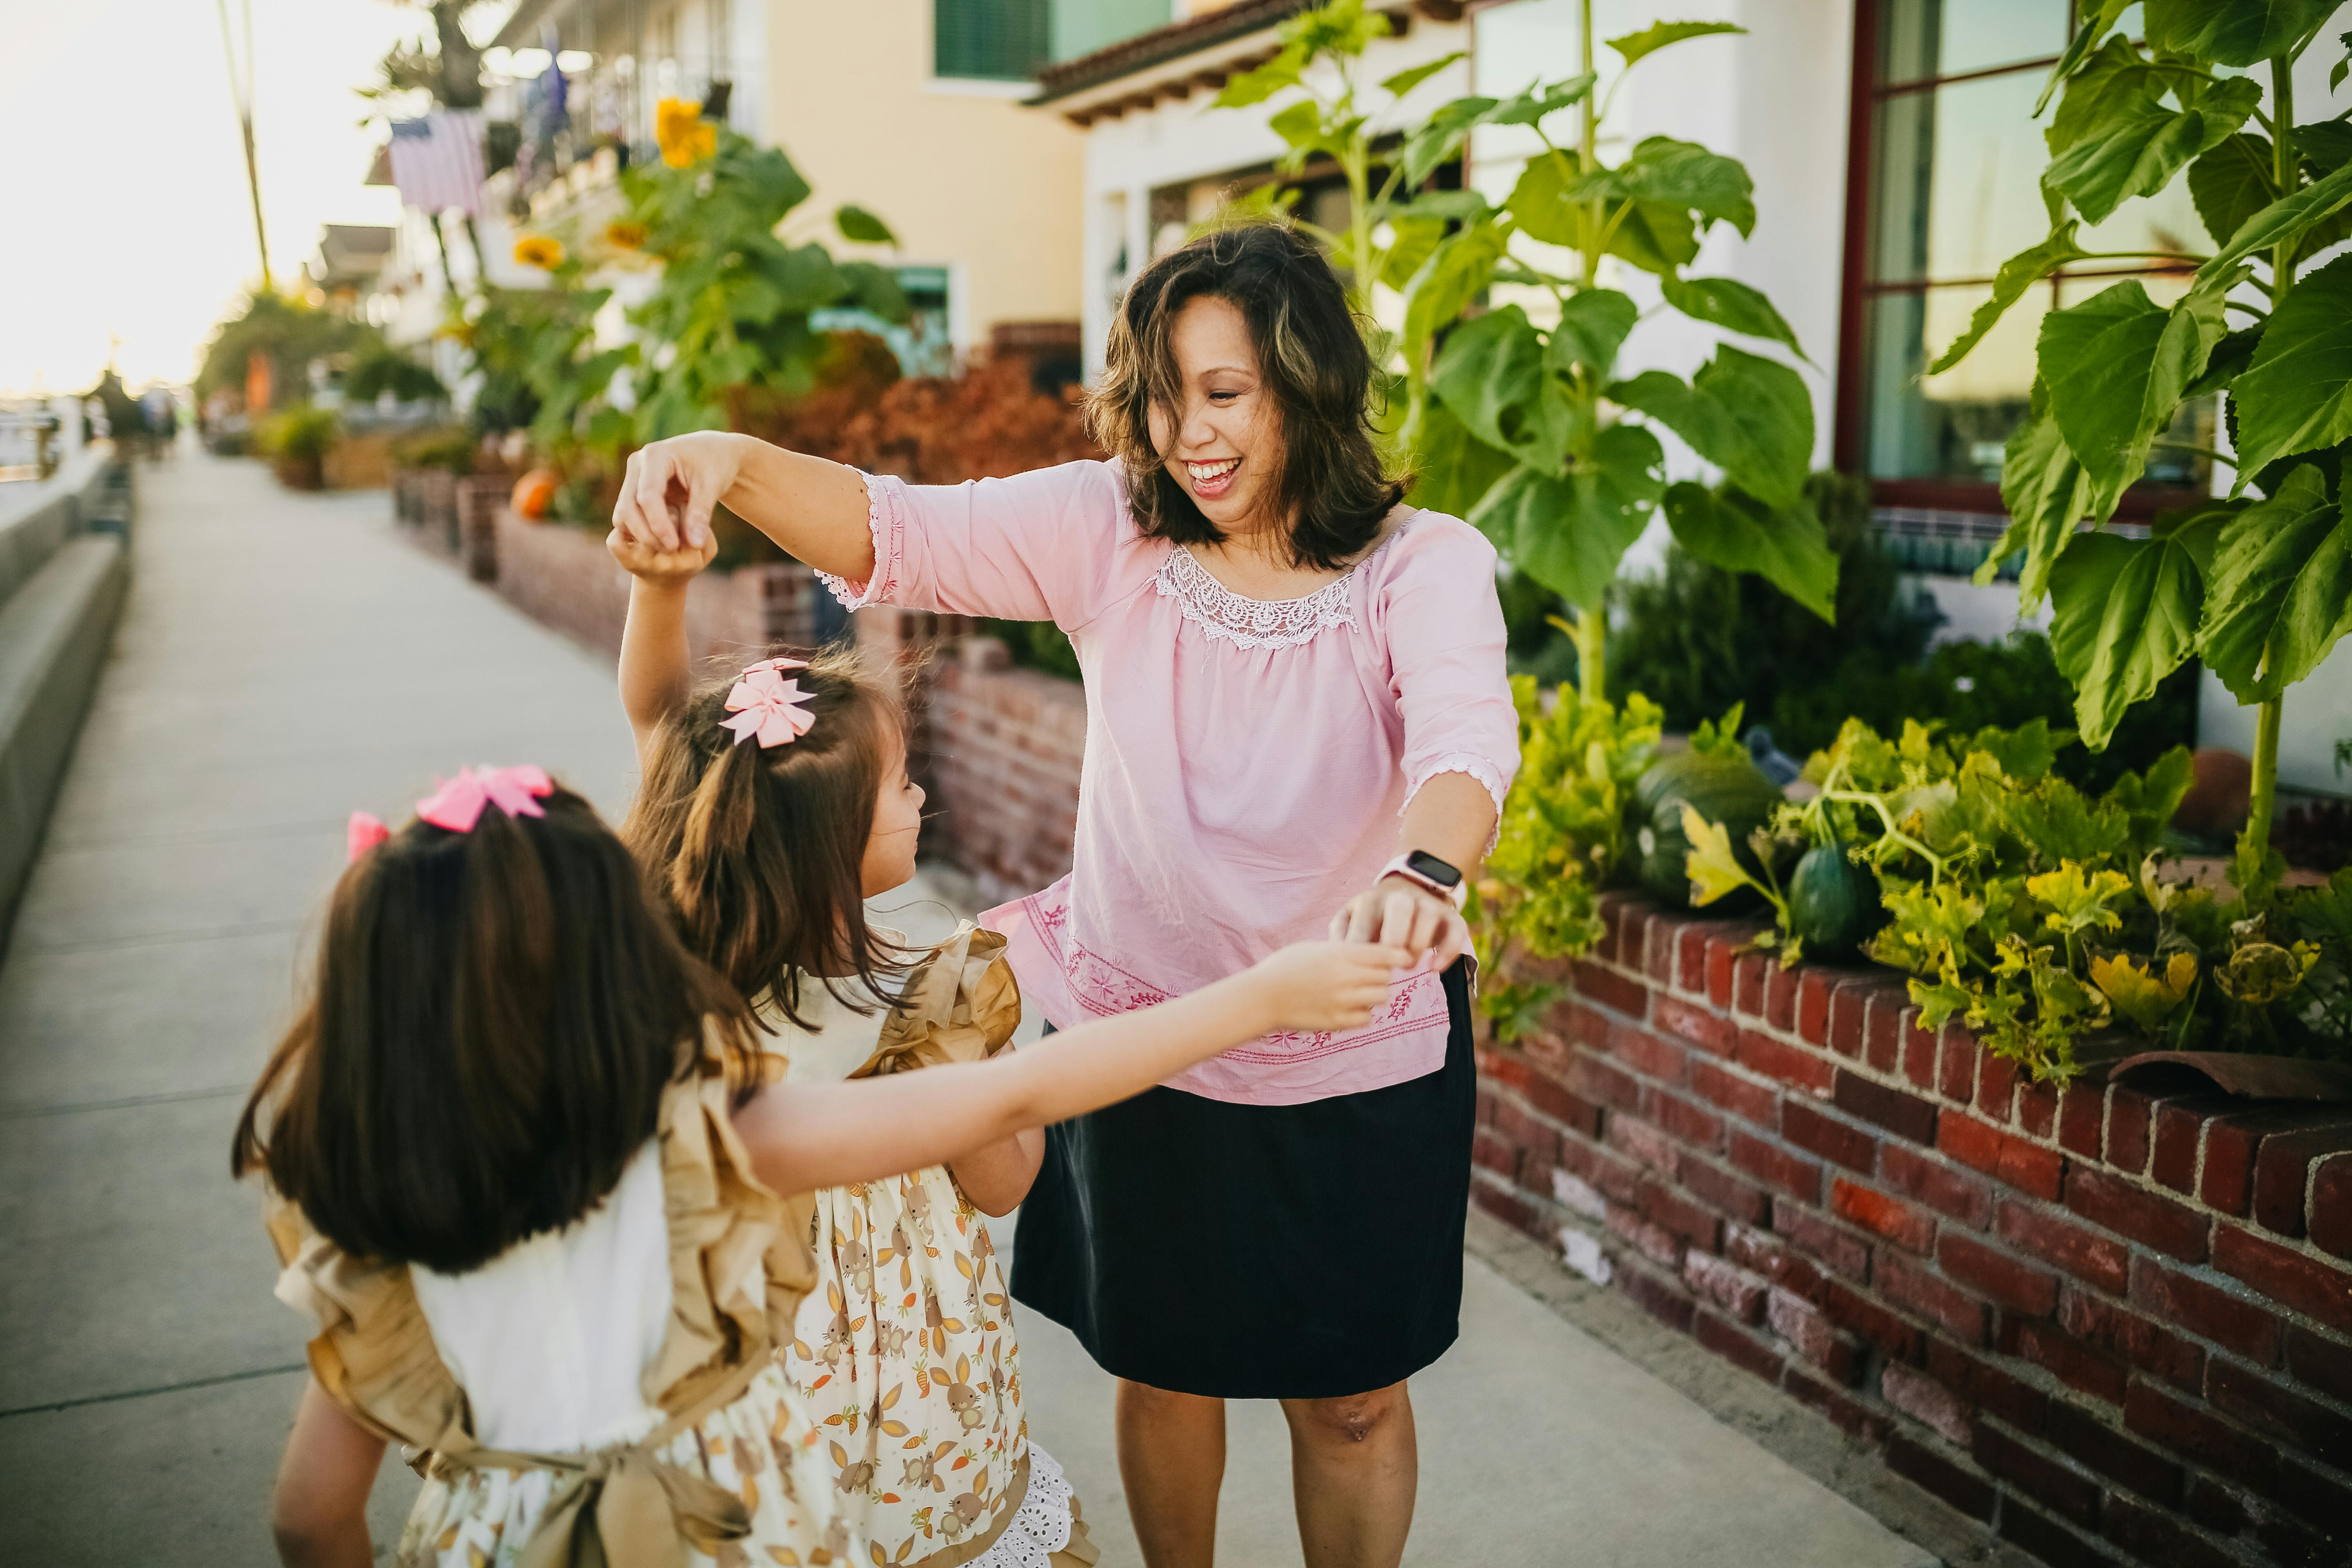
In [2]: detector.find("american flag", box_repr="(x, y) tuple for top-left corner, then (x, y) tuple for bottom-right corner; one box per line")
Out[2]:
(386, 111), (485, 215)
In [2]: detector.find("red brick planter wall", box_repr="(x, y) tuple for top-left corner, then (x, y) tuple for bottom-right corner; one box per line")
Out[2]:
(1474, 896), (2352, 1568)
(926, 637), (1084, 909)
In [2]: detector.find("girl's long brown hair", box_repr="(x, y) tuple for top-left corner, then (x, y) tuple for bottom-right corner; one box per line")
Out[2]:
(231, 784), (757, 1274)
(625, 644), (908, 1028)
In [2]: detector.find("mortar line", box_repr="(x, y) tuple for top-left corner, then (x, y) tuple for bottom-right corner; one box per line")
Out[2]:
(0, 1362), (307, 1421)
(0, 1083), (249, 1120)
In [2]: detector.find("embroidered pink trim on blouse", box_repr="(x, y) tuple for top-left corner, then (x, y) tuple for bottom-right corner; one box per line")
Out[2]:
(1151, 546), (1362, 652)
(814, 470), (902, 610)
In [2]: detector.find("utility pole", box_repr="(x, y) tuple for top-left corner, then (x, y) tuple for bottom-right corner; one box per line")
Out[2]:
(216, 0), (272, 292)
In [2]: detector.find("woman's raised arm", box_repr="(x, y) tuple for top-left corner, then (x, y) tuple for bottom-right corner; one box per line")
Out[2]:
(612, 432), (874, 575)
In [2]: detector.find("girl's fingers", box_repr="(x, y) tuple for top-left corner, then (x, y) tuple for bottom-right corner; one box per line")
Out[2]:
(1343, 894), (1380, 944)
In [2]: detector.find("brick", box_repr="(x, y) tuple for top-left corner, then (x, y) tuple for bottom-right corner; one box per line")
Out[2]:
(1938, 1112), (2004, 1176)
(1998, 1201), (2129, 1294)
(1732, 953), (1768, 1017)
(2101, 1494), (2242, 1568)
(1566, 1053), (1642, 1113)
(1773, 1198), (1872, 1282)
(2274, 1453), (2352, 1539)
(1695, 1307), (1785, 1383)
(2001, 1500), (2124, 1568)
(1783, 1365), (1880, 1438)
(2125, 1380), (2278, 1492)
(1470, 1178), (1542, 1236)
(1556, 999), (1610, 1049)
(2008, 1317), (2129, 1404)
(1475, 1089), (1497, 1128)
(2153, 1096), (2235, 1194)
(1684, 1251), (1769, 1323)
(1881, 1361), (1969, 1443)
(2067, 1167), (2211, 1263)
(2214, 1225), (2352, 1336)
(1880, 1140), (1993, 1228)
(1926, 1339), (2048, 1431)
(2129, 1257), (2281, 1365)
(1559, 1138), (1642, 1205)
(1493, 1100), (1560, 1167)
(1796, 968), (1836, 1046)
(2059, 1080), (2106, 1160)
(2253, 1507), (2345, 1568)
(1607, 1020), (1688, 1085)
(1653, 994), (1735, 1056)
(1939, 1232), (2059, 1314)
(1977, 1053), (2020, 1123)
(1783, 1100), (1877, 1173)
(2183, 1476), (2246, 1534)
(1728, 1130), (1822, 1203)
(1705, 932), (1737, 1008)
(1833, 1178), (1937, 1254)
(1638, 1176), (1722, 1250)
(1690, 1058), (1778, 1131)
(2207, 1358), (2352, 1466)
(1619, 1261), (1696, 1332)
(1821, 1277), (1925, 1362)
(1521, 1069), (1602, 1138)
(1733, 1028), (1835, 1096)
(2046, 1399), (2183, 1503)
(2000, 1135), (2067, 1201)
(2019, 1080), (2058, 1139)
(2256, 1124), (2352, 1238)
(1826, 977), (1868, 1058)
(1975, 1424), (2102, 1526)
(2311, 1153), (2352, 1261)
(1763, 960), (1798, 1031)
(1673, 921), (1715, 994)
(1885, 1433), (1994, 1520)
(1606, 1204), (1682, 1267)
(1877, 1250), (1989, 1344)
(2107, 1086), (2155, 1176)
(1606, 1111), (1682, 1174)
(1550, 1167), (1609, 1221)
(1570, 958), (1650, 1019)
(1768, 1286), (1860, 1382)
(1897, 1008), (1937, 1089)
(1471, 1128), (1521, 1181)
(1938, 1029), (1979, 1103)
(2284, 1325), (2352, 1406)
(1643, 914), (1677, 982)
(2062, 1286), (2205, 1394)
(1680, 1157), (1771, 1226)
(1651, 1088), (1725, 1154)
(1833, 1068), (1940, 1146)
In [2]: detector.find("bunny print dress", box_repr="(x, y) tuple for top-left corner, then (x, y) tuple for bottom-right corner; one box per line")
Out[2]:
(764, 926), (1095, 1568)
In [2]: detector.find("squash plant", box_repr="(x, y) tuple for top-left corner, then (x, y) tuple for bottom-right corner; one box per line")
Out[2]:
(619, 111), (910, 439)
(1929, 2), (2352, 887)
(1221, 1), (1838, 701)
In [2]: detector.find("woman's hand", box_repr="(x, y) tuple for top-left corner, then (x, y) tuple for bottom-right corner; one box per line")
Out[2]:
(1331, 875), (1469, 973)
(1242, 940), (1413, 1033)
(611, 431), (749, 552)
(607, 519), (717, 584)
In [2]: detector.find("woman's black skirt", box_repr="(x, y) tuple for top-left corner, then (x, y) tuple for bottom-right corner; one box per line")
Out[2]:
(1009, 960), (1475, 1400)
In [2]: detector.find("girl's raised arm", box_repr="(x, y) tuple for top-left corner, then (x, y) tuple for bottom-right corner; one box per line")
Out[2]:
(612, 432), (874, 575)
(609, 526), (717, 764)
(734, 941), (1409, 1198)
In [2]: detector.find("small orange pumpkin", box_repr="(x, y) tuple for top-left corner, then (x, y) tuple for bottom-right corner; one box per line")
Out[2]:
(511, 468), (559, 520)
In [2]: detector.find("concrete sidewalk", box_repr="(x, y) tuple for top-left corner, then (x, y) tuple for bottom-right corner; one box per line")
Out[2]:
(0, 454), (1936, 1565)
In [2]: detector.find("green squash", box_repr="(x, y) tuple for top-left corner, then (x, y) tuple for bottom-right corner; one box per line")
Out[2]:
(1633, 750), (1783, 908)
(1786, 841), (1884, 959)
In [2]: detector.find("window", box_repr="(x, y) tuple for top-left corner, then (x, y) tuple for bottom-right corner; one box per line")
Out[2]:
(935, 0), (1051, 83)
(813, 266), (955, 377)
(1838, 1), (2215, 513)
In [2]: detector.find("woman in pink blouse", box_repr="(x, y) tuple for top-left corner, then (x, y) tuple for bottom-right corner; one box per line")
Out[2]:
(612, 226), (1519, 1568)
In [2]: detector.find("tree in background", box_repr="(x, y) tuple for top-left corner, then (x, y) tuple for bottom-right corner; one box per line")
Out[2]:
(194, 292), (359, 414)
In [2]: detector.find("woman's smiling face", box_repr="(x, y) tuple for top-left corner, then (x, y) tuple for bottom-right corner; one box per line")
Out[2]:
(1147, 294), (1284, 536)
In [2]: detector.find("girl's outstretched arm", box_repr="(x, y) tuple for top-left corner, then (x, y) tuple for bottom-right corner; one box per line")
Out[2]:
(737, 941), (1410, 1198)
(608, 525), (717, 764)
(272, 1379), (383, 1568)
(947, 1128), (1044, 1218)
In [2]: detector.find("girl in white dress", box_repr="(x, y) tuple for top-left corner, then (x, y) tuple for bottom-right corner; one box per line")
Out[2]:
(239, 766), (1405, 1567)
(612, 526), (1082, 1567)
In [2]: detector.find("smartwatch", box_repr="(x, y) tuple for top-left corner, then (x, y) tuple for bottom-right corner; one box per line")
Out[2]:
(1380, 850), (1467, 909)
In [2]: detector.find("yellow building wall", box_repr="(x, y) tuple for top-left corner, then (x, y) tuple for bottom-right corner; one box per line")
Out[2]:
(762, 0), (1085, 340)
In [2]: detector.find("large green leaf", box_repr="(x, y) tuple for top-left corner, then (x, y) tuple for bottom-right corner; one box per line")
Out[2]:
(1660, 481), (1839, 621)
(833, 205), (897, 245)
(1399, 96), (1498, 188)
(1982, 403), (2089, 605)
(1927, 223), (2087, 375)
(2043, 39), (2262, 223)
(1429, 306), (1574, 475)
(2038, 280), (2225, 503)
(2198, 463), (2341, 702)
(1548, 288), (1639, 379)
(2230, 252), (2352, 486)
(2189, 134), (2281, 250)
(2144, 0), (2341, 67)
(1568, 136), (1758, 238)
(1400, 223), (1507, 374)
(1470, 424), (1667, 608)
(1609, 347), (1813, 510)
(1606, 20), (1744, 66)
(1214, 42), (1309, 107)
(1488, 73), (1597, 127)
(2036, 0), (2136, 115)
(1660, 275), (1807, 360)
(1379, 50), (1468, 100)
(1409, 397), (1519, 519)
(2198, 157), (2352, 282)
(2047, 512), (2225, 749)
(1507, 150), (1700, 274)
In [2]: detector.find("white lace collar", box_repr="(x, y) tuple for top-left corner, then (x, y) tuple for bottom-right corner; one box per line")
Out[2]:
(1150, 528), (1403, 653)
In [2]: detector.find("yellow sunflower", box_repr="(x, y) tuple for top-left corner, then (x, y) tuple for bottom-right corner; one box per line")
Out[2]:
(603, 219), (648, 251)
(513, 234), (565, 270)
(655, 97), (717, 167)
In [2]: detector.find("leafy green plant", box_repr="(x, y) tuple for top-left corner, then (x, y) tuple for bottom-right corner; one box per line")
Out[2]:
(1932, 2), (2352, 890)
(620, 116), (910, 439)
(343, 339), (447, 404)
(388, 424), (479, 476)
(255, 403), (341, 462)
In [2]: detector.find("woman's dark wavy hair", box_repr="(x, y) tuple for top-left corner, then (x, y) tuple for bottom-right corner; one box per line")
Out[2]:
(624, 644), (909, 1029)
(1088, 222), (1405, 571)
(231, 783), (757, 1274)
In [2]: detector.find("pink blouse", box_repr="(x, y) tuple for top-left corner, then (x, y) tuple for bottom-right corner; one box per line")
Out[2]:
(826, 460), (1519, 1106)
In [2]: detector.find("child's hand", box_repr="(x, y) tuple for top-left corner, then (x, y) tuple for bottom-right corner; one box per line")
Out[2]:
(607, 522), (716, 584)
(1244, 940), (1411, 1033)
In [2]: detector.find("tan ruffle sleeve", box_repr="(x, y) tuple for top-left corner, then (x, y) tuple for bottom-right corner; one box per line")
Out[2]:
(849, 923), (1022, 1080)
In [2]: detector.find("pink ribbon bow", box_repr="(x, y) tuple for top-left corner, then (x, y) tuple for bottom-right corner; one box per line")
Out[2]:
(416, 764), (556, 833)
(346, 811), (391, 863)
(719, 665), (817, 748)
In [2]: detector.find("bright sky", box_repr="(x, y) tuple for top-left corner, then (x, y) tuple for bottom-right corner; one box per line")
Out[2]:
(0, 0), (486, 395)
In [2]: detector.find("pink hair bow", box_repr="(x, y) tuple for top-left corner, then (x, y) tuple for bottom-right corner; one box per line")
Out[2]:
(720, 664), (817, 748)
(416, 764), (556, 833)
(347, 811), (390, 863)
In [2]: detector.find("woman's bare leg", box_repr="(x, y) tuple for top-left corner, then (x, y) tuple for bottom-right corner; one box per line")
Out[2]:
(1278, 1381), (1417, 1568)
(1116, 1379), (1227, 1568)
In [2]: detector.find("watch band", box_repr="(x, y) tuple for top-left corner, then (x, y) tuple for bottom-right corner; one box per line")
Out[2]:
(1380, 852), (1467, 909)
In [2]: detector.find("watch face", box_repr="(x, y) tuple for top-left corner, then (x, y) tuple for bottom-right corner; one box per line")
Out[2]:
(1405, 849), (1462, 888)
